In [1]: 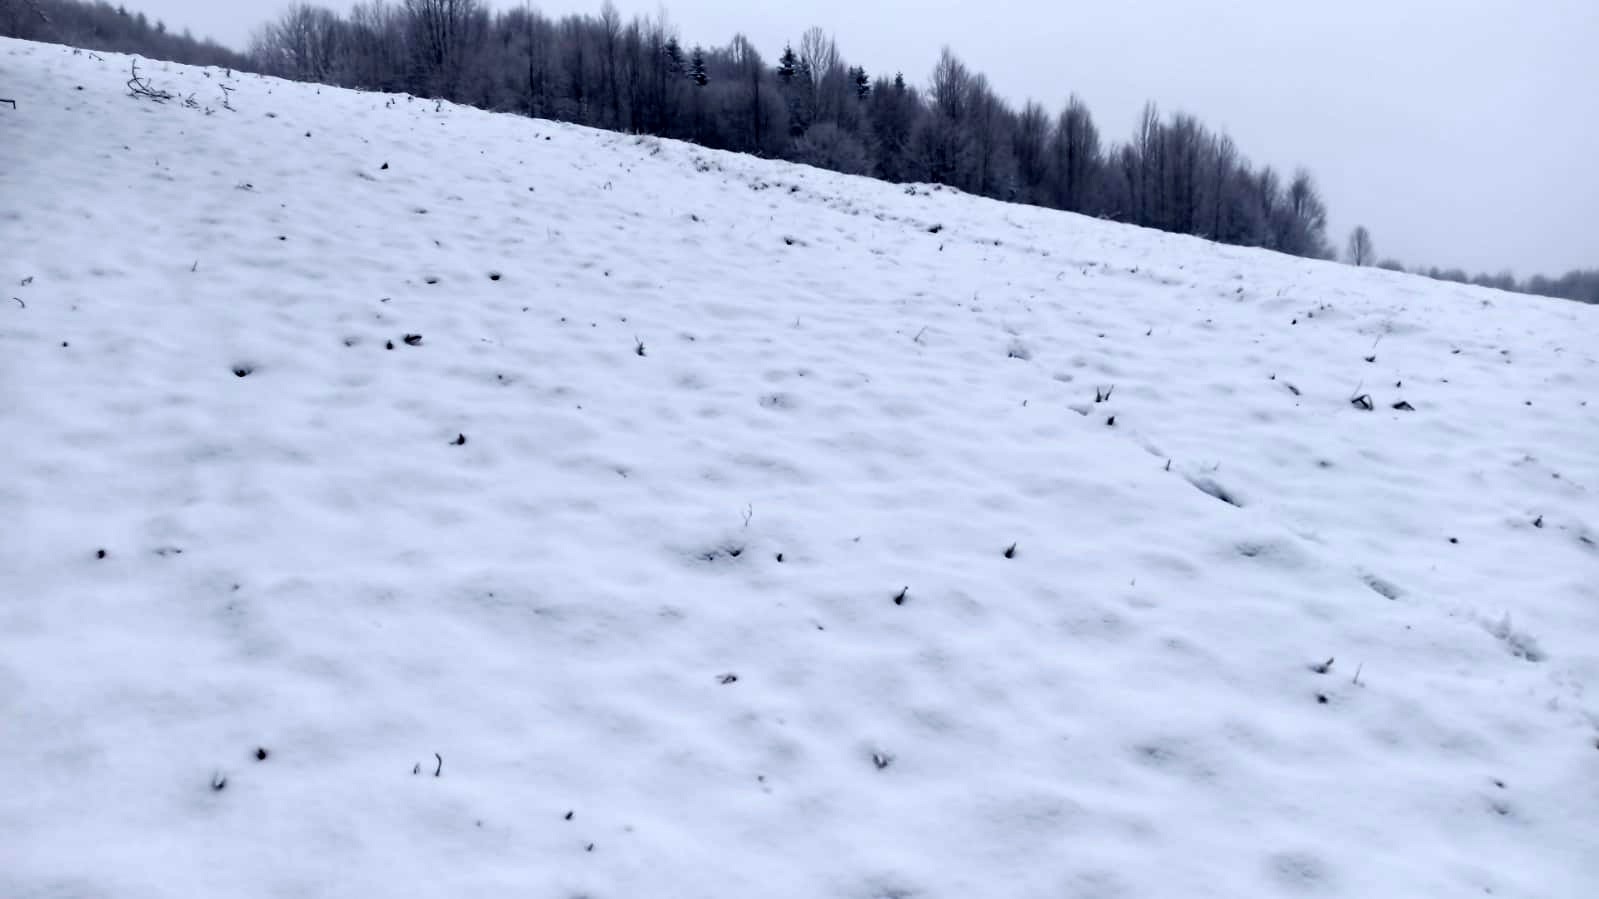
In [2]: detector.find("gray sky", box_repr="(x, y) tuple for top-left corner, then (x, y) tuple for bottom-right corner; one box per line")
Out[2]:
(138, 0), (1597, 276)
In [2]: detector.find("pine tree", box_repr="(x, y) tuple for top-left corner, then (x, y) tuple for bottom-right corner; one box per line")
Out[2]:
(687, 46), (707, 87)
(664, 37), (684, 75)
(776, 44), (797, 84)
(851, 65), (870, 100)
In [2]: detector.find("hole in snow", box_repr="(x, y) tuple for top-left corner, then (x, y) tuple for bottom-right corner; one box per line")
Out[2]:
(1186, 476), (1243, 507)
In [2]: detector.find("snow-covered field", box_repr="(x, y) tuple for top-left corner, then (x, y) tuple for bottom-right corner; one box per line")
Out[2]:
(2, 39), (1597, 898)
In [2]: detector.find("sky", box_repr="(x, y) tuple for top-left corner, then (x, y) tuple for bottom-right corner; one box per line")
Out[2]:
(132, 0), (1598, 277)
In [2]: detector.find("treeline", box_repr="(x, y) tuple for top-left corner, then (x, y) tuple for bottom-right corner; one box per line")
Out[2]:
(1411, 265), (1599, 305)
(1, 0), (250, 69)
(234, 0), (1334, 260)
(1345, 228), (1597, 305)
(6, 0), (1590, 304)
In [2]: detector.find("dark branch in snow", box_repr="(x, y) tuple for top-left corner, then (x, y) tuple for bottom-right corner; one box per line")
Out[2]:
(127, 61), (175, 103)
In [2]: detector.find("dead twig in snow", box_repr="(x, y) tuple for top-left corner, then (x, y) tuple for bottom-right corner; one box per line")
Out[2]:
(127, 61), (175, 102)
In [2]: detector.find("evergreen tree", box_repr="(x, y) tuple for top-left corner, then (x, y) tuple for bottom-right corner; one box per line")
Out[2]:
(664, 37), (683, 75)
(776, 44), (797, 84)
(687, 45), (707, 87)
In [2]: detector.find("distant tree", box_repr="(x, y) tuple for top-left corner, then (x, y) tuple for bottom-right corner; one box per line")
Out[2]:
(399, 0), (490, 100)
(1471, 270), (1517, 291)
(797, 26), (841, 125)
(1161, 112), (1207, 233)
(776, 43), (797, 83)
(595, 0), (621, 125)
(965, 74), (1017, 198)
(1274, 168), (1329, 257)
(774, 42), (808, 136)
(687, 45), (707, 86)
(1201, 132), (1247, 242)
(849, 65), (869, 100)
(920, 47), (977, 189)
(251, 4), (346, 83)
(868, 72), (921, 182)
(3, 0), (249, 68)
(723, 33), (774, 153)
(1346, 226), (1374, 266)
(790, 121), (868, 174)
(1011, 101), (1050, 204)
(1376, 258), (1406, 272)
(1130, 101), (1161, 225)
(1050, 95), (1100, 213)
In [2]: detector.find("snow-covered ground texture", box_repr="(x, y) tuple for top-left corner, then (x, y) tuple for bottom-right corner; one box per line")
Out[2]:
(3, 39), (1598, 899)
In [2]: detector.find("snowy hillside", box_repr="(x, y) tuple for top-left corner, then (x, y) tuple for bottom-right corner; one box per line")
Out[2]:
(2, 40), (1597, 898)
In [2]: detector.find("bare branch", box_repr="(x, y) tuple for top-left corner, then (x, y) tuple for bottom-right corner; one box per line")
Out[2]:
(127, 61), (175, 103)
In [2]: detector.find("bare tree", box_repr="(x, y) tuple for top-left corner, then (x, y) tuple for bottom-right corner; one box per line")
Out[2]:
(1011, 101), (1050, 204)
(1346, 226), (1374, 266)
(1130, 101), (1162, 226)
(1274, 168), (1329, 256)
(401, 0), (488, 100)
(595, 0), (621, 126)
(790, 121), (868, 174)
(1051, 95), (1100, 212)
(1202, 132), (1239, 241)
(250, 4), (344, 83)
(921, 47), (977, 189)
(1162, 112), (1206, 233)
(722, 33), (776, 154)
(797, 27), (850, 129)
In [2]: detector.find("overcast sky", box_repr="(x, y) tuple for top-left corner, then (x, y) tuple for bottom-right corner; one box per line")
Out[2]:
(137, 0), (1597, 276)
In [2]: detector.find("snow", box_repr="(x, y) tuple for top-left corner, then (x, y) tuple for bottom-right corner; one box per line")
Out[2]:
(2, 41), (1597, 898)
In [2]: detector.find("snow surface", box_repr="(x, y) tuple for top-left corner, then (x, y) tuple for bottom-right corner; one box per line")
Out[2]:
(2, 40), (1598, 898)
